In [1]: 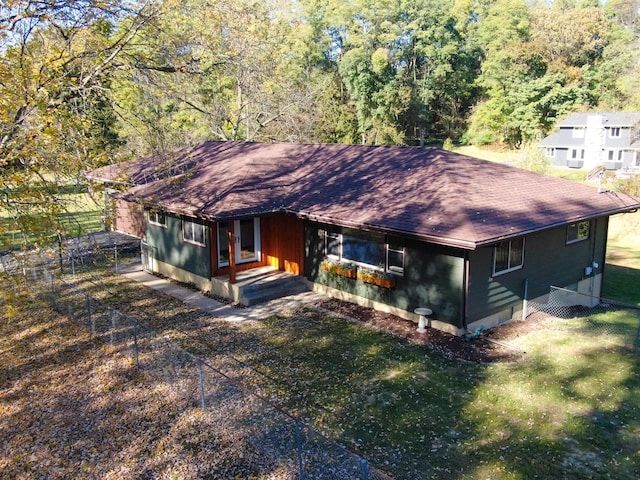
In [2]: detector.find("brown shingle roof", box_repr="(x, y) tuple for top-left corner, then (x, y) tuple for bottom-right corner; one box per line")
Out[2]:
(115, 141), (640, 249)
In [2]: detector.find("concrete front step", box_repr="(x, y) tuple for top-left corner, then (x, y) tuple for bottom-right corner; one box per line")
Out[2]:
(212, 266), (309, 306)
(239, 277), (309, 306)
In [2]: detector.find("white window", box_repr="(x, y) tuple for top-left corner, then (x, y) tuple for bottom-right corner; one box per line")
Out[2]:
(386, 237), (405, 274)
(182, 217), (207, 246)
(147, 210), (166, 227)
(493, 238), (524, 276)
(609, 127), (621, 138)
(325, 231), (340, 258)
(566, 221), (590, 244)
(569, 148), (584, 160)
(544, 147), (555, 158)
(607, 150), (622, 162)
(572, 127), (585, 138)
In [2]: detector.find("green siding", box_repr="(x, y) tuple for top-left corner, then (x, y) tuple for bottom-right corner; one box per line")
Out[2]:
(146, 212), (211, 279)
(467, 217), (609, 322)
(305, 223), (465, 328)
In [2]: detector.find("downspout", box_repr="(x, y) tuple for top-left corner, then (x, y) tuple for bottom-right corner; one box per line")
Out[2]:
(522, 279), (528, 321)
(599, 217), (610, 301)
(589, 218), (598, 302)
(462, 252), (470, 332)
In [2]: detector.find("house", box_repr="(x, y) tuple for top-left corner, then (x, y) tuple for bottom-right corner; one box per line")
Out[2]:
(87, 141), (640, 335)
(87, 150), (202, 237)
(539, 112), (640, 171)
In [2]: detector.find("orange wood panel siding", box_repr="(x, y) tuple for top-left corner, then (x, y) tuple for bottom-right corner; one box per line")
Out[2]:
(211, 215), (304, 277)
(262, 215), (304, 275)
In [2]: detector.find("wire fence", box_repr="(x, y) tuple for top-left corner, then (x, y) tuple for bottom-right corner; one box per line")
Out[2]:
(18, 259), (393, 480)
(525, 285), (640, 351)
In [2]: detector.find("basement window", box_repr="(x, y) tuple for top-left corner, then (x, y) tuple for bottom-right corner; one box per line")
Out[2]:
(566, 221), (590, 244)
(182, 216), (207, 246)
(493, 238), (524, 276)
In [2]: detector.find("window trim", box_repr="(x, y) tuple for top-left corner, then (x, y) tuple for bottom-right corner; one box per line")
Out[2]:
(566, 220), (590, 245)
(182, 216), (207, 247)
(386, 240), (405, 275)
(544, 147), (555, 159)
(572, 127), (585, 139)
(569, 148), (584, 160)
(609, 127), (621, 138)
(217, 221), (230, 268)
(492, 238), (525, 277)
(607, 149), (623, 162)
(147, 209), (167, 228)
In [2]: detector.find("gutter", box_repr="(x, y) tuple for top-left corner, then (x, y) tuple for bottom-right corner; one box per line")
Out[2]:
(115, 195), (640, 251)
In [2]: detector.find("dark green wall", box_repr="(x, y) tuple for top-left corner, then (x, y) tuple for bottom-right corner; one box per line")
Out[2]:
(305, 223), (466, 328)
(467, 217), (609, 322)
(146, 212), (211, 279)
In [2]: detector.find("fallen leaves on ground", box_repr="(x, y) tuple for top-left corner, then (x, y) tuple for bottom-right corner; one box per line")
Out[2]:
(0, 282), (292, 479)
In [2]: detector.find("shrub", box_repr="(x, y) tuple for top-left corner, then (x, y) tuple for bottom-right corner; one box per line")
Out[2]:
(517, 144), (550, 174)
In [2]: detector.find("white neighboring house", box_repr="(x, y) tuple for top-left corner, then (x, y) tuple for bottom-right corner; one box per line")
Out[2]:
(539, 112), (640, 172)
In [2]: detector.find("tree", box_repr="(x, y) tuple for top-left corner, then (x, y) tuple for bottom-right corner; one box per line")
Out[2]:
(0, 1), (161, 248)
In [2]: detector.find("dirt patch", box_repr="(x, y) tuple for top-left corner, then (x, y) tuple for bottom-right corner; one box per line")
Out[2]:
(314, 298), (539, 363)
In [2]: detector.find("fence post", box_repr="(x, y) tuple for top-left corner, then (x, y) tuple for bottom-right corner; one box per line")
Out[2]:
(109, 308), (116, 344)
(361, 458), (369, 480)
(133, 322), (140, 367)
(86, 295), (92, 331)
(296, 421), (305, 480)
(50, 273), (56, 308)
(198, 361), (206, 411)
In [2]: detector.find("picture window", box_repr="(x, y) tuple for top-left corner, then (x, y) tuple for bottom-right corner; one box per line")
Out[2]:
(322, 229), (404, 276)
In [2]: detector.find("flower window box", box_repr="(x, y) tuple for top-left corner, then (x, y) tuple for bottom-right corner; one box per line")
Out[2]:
(356, 268), (397, 289)
(321, 260), (357, 279)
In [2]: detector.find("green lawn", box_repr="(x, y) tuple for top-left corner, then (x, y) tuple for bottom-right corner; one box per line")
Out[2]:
(604, 212), (640, 306)
(29, 256), (639, 480)
(231, 307), (640, 479)
(0, 190), (103, 251)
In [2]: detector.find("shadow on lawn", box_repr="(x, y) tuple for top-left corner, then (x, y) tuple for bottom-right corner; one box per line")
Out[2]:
(13, 256), (640, 480)
(445, 322), (640, 480)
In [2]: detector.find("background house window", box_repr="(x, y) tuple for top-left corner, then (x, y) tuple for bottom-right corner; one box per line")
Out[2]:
(609, 127), (621, 138)
(566, 221), (590, 244)
(147, 210), (166, 227)
(572, 127), (585, 138)
(544, 147), (555, 158)
(182, 217), (206, 246)
(493, 238), (524, 276)
(607, 150), (622, 161)
(570, 148), (584, 160)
